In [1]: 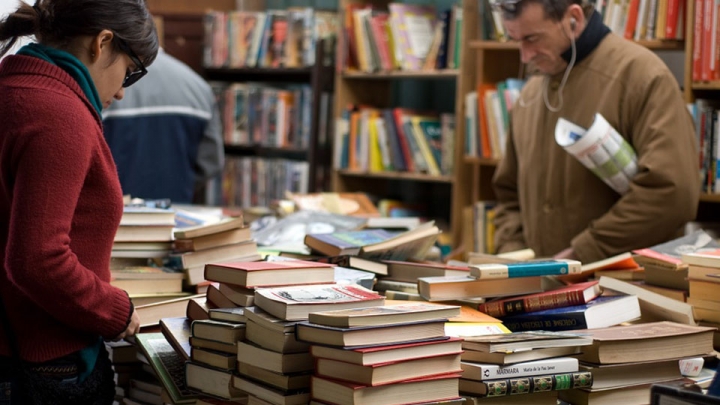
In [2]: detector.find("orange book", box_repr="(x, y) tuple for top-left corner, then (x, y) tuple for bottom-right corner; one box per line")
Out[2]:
(624, 0), (641, 39)
(348, 110), (361, 169)
(693, 0), (704, 81)
(477, 83), (496, 159)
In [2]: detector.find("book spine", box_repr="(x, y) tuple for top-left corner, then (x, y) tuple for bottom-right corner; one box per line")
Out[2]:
(479, 372), (593, 397)
(470, 260), (581, 279)
(478, 289), (585, 317)
(501, 311), (589, 332)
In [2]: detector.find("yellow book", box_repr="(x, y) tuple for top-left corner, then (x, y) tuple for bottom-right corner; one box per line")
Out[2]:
(368, 115), (384, 172)
(411, 116), (441, 175)
(655, 0), (668, 39)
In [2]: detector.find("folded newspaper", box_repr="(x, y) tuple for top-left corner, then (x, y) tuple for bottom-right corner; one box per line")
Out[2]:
(555, 113), (638, 195)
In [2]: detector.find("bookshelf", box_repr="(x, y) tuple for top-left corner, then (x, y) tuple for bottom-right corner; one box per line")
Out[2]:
(204, 38), (336, 195)
(330, 0), (471, 246)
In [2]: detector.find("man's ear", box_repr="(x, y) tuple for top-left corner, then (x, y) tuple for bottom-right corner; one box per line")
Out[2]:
(90, 29), (115, 63)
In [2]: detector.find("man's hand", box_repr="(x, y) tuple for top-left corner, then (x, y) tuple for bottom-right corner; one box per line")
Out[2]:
(554, 247), (578, 260)
(112, 309), (140, 341)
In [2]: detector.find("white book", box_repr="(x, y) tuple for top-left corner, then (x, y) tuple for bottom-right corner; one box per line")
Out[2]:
(461, 357), (579, 381)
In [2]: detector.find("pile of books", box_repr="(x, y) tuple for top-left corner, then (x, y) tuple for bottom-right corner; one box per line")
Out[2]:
(559, 322), (715, 405)
(459, 331), (594, 404)
(167, 216), (261, 285)
(301, 302), (465, 404)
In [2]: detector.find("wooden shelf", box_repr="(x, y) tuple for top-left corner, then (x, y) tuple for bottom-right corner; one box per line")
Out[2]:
(204, 67), (313, 82)
(469, 39), (683, 51)
(464, 156), (500, 166)
(224, 144), (308, 160)
(634, 39), (684, 50)
(700, 193), (720, 203)
(336, 170), (454, 183)
(692, 82), (720, 90)
(468, 40), (519, 50)
(341, 70), (459, 80)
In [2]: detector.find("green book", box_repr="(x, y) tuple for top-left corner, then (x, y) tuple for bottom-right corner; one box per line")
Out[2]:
(134, 333), (198, 404)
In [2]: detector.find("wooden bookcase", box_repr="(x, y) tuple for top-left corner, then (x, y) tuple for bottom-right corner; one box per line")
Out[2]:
(331, 0), (473, 247)
(204, 40), (336, 193)
(683, 0), (720, 221)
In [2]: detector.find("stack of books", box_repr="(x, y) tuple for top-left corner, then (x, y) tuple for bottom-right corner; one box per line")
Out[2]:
(184, 318), (248, 401)
(167, 216), (261, 285)
(558, 322), (716, 405)
(233, 283), (385, 404)
(682, 248), (720, 347)
(299, 302), (465, 405)
(375, 260), (471, 301)
(113, 206), (176, 248)
(458, 332), (594, 404)
(633, 230), (720, 299)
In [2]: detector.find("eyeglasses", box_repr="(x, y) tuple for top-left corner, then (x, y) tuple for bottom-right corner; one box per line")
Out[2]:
(115, 38), (147, 88)
(491, 0), (524, 15)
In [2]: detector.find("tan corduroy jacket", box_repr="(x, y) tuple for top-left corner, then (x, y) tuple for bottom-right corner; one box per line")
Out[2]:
(493, 34), (699, 263)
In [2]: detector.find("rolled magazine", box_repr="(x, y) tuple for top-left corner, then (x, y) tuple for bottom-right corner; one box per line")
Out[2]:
(555, 113), (638, 195)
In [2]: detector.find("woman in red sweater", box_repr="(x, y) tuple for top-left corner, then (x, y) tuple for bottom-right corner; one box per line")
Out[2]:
(0, 0), (158, 403)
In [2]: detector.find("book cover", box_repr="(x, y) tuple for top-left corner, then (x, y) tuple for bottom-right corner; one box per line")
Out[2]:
(500, 295), (641, 332)
(308, 303), (460, 327)
(460, 357), (579, 381)
(255, 284), (383, 306)
(470, 259), (582, 279)
(477, 281), (601, 317)
(304, 229), (397, 256)
(459, 371), (592, 397)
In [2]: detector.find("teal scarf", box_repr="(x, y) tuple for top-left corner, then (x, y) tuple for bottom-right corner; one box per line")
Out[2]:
(17, 42), (103, 115)
(17, 42), (104, 382)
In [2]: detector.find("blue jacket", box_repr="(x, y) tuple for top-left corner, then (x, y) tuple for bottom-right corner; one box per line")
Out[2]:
(103, 51), (223, 203)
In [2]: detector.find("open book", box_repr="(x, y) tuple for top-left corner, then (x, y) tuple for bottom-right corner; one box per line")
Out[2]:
(555, 113), (638, 195)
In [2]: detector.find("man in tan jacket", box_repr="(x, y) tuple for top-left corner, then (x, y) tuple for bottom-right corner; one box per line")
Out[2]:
(492, 0), (699, 263)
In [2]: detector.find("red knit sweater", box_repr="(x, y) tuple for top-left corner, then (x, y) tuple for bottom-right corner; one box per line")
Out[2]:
(0, 55), (131, 362)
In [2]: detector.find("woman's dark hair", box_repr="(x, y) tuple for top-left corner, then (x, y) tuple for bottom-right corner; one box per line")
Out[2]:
(0, 0), (158, 66)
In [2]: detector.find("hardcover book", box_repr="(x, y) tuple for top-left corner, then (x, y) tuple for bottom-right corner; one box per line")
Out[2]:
(310, 337), (463, 366)
(500, 295), (641, 332)
(461, 331), (593, 353)
(461, 357), (579, 381)
(308, 303), (460, 328)
(316, 353), (462, 386)
(477, 281), (601, 317)
(573, 321), (715, 364)
(458, 371), (592, 397)
(204, 259), (334, 288)
(253, 284), (385, 321)
(295, 319), (447, 347)
(311, 373), (460, 405)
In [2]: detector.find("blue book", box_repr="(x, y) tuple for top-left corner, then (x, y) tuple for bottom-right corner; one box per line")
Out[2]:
(501, 295), (641, 332)
(470, 259), (582, 279)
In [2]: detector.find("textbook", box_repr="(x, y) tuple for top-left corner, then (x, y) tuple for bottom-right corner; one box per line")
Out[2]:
(500, 295), (641, 332)
(469, 259), (582, 279)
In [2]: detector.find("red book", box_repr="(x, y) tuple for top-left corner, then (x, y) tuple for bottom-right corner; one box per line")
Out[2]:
(477, 281), (601, 317)
(311, 373), (461, 405)
(693, 0), (704, 81)
(701, 0), (714, 81)
(311, 337), (463, 366)
(665, 0), (680, 38)
(624, 0), (641, 39)
(203, 259), (335, 288)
